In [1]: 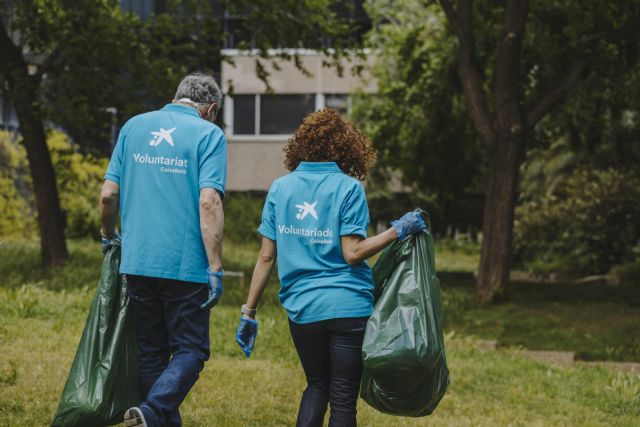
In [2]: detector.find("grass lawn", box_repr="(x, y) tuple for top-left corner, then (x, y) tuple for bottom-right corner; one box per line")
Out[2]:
(1, 287), (639, 426)
(0, 239), (639, 425)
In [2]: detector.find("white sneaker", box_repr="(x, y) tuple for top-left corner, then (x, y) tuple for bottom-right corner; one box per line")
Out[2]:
(124, 407), (148, 427)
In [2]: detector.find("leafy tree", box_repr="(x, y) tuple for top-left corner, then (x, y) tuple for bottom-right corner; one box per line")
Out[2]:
(0, 0), (131, 266)
(360, 0), (640, 302)
(0, 0), (360, 267)
(353, 1), (483, 235)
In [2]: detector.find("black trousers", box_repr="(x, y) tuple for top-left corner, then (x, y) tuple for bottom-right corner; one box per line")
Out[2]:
(288, 317), (368, 427)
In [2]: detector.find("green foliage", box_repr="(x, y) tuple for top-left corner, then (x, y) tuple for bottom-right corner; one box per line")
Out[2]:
(353, 1), (483, 222)
(514, 167), (640, 275)
(610, 261), (640, 305)
(47, 132), (109, 238)
(610, 261), (640, 287)
(0, 131), (108, 240)
(357, 0), (640, 275)
(0, 132), (35, 239)
(223, 193), (265, 244)
(2, 0), (363, 155)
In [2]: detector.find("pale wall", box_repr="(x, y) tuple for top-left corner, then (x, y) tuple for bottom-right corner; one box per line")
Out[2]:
(227, 137), (289, 191)
(222, 51), (377, 95)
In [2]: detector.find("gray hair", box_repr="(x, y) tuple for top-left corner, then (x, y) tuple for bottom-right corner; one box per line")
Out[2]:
(174, 73), (222, 105)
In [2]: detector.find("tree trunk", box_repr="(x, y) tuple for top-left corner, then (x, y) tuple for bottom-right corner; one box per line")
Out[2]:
(17, 104), (69, 267)
(476, 135), (522, 303)
(0, 22), (68, 267)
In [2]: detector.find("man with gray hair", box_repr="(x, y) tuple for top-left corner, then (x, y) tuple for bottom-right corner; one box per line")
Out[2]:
(100, 72), (226, 427)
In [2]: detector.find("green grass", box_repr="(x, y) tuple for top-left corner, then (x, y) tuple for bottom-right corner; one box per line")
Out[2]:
(1, 239), (639, 425)
(441, 275), (640, 362)
(434, 239), (481, 273)
(0, 285), (639, 426)
(1, 239), (639, 361)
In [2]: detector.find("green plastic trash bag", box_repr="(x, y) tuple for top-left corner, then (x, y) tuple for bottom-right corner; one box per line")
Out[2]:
(51, 241), (139, 427)
(360, 211), (449, 417)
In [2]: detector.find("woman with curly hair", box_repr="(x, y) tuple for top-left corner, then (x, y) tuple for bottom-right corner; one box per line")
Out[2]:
(235, 108), (424, 426)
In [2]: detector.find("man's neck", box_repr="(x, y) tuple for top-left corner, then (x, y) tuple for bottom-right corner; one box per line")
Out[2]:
(172, 100), (202, 116)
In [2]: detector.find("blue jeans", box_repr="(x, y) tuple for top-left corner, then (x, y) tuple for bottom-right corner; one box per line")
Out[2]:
(289, 317), (368, 427)
(127, 275), (210, 427)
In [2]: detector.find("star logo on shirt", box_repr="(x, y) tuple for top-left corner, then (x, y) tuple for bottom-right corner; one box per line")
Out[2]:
(149, 127), (177, 147)
(295, 201), (318, 220)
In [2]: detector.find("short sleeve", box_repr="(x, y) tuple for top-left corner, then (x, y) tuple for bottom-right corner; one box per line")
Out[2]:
(339, 182), (370, 238)
(257, 182), (278, 241)
(104, 121), (130, 184)
(199, 128), (227, 197)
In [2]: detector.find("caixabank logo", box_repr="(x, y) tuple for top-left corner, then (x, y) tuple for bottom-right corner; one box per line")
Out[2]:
(295, 201), (318, 220)
(149, 127), (177, 147)
(278, 200), (333, 245)
(132, 126), (189, 175)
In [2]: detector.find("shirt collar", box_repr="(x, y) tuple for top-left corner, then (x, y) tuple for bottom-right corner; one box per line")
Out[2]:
(295, 162), (342, 173)
(161, 103), (200, 118)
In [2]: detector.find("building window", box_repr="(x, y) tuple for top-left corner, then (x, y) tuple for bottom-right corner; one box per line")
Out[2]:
(232, 95), (256, 135)
(260, 94), (315, 135)
(325, 94), (350, 115)
(228, 93), (351, 137)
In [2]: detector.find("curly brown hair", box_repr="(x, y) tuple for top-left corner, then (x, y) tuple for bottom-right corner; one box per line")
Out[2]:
(283, 108), (377, 180)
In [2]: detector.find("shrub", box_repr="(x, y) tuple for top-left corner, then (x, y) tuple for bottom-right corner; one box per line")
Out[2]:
(610, 261), (640, 285)
(48, 132), (109, 238)
(0, 131), (36, 239)
(610, 260), (640, 305)
(514, 168), (640, 276)
(0, 131), (109, 240)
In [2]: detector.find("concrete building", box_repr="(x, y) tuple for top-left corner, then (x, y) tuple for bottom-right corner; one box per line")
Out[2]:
(222, 50), (376, 191)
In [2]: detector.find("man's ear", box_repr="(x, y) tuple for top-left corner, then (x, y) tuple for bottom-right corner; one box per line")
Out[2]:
(207, 103), (218, 120)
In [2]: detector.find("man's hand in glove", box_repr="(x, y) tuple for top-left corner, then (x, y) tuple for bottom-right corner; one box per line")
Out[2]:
(201, 268), (224, 310)
(101, 229), (120, 255)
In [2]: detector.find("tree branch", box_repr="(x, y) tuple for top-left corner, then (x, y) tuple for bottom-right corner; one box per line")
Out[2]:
(439, 0), (496, 147)
(0, 13), (27, 80)
(494, 0), (528, 133)
(525, 59), (588, 129)
(438, 0), (459, 32)
(35, 44), (63, 80)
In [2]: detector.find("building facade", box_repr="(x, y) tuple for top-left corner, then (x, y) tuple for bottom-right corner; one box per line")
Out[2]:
(222, 50), (376, 191)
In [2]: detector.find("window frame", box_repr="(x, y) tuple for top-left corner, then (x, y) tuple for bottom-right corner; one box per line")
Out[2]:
(226, 93), (351, 138)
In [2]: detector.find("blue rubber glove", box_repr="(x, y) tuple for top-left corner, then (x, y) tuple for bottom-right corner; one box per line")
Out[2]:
(236, 316), (258, 357)
(201, 268), (224, 310)
(391, 212), (426, 240)
(101, 229), (120, 255)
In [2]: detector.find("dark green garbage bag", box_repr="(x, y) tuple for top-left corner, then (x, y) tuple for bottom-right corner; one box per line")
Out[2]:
(360, 212), (449, 417)
(51, 241), (139, 427)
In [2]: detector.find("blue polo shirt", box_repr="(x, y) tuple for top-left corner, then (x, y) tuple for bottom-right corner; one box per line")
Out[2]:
(258, 162), (374, 324)
(105, 103), (227, 283)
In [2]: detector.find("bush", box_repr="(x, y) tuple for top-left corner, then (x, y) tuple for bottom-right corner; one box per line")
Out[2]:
(48, 132), (109, 238)
(0, 132), (36, 239)
(610, 261), (640, 305)
(514, 168), (640, 276)
(223, 192), (265, 244)
(610, 261), (640, 285)
(0, 131), (109, 240)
